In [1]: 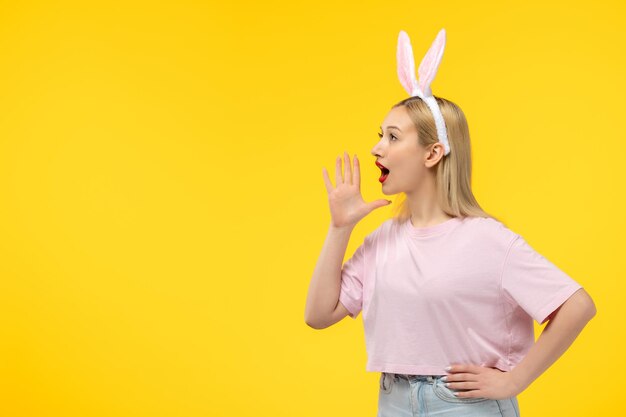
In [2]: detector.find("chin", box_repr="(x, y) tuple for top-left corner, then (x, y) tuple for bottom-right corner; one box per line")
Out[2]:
(380, 184), (398, 196)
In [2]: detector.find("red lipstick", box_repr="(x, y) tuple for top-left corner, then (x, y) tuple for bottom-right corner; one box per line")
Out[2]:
(376, 161), (390, 183)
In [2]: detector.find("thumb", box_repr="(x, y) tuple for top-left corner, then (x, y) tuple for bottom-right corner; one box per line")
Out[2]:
(368, 199), (393, 211)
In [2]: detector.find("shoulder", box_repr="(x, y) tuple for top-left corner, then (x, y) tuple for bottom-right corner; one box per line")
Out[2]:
(457, 216), (520, 248)
(361, 218), (399, 245)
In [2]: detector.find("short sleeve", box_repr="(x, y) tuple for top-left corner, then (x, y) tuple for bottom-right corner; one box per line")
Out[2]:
(338, 237), (369, 319)
(501, 235), (583, 325)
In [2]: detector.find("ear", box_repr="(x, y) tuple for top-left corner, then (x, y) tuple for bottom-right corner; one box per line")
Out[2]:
(417, 29), (446, 97)
(425, 142), (446, 167)
(396, 30), (420, 96)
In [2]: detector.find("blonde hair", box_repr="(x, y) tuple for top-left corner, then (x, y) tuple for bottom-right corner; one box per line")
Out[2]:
(389, 95), (504, 226)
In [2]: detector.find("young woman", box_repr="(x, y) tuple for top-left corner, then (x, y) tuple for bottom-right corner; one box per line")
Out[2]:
(304, 30), (596, 417)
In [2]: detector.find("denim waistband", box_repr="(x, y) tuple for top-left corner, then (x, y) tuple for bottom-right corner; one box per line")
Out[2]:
(391, 373), (446, 382)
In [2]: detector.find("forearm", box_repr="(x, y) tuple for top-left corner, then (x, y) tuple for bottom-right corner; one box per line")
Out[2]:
(510, 288), (597, 392)
(304, 224), (354, 327)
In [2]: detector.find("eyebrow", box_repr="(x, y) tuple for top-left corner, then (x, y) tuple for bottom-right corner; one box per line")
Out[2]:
(379, 125), (402, 132)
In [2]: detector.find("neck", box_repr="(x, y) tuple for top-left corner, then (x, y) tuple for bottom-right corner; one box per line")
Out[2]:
(405, 179), (452, 228)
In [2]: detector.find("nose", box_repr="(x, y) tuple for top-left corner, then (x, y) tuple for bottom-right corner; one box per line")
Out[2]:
(371, 141), (383, 158)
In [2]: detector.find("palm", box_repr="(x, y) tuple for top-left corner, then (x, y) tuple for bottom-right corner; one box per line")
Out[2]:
(322, 152), (390, 229)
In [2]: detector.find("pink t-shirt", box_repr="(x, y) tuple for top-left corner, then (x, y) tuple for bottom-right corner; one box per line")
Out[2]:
(338, 215), (583, 375)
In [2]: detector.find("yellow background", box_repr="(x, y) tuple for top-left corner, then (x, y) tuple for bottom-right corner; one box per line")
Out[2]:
(0, 0), (623, 416)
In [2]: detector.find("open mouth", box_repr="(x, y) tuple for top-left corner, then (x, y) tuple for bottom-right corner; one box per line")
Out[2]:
(379, 167), (390, 183)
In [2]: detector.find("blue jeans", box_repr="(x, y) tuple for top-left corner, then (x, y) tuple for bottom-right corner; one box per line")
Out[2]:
(377, 373), (520, 417)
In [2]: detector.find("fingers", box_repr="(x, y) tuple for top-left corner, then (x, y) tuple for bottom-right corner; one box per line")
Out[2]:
(326, 152), (355, 191)
(322, 167), (333, 194)
(353, 154), (360, 188)
(446, 381), (481, 390)
(335, 155), (342, 186)
(445, 373), (479, 382)
(343, 151), (352, 185)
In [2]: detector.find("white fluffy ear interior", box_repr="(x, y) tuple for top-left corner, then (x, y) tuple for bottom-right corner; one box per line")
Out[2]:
(417, 29), (446, 97)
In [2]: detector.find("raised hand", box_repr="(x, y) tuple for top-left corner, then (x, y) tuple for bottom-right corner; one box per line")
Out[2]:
(322, 151), (391, 230)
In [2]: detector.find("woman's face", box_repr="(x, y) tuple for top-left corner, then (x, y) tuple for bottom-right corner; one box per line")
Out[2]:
(370, 106), (441, 195)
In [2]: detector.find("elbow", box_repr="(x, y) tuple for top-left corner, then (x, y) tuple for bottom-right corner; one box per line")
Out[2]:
(304, 313), (328, 330)
(580, 288), (597, 320)
(585, 297), (597, 320)
(304, 315), (317, 329)
(304, 312), (316, 329)
(305, 318), (328, 330)
(576, 288), (597, 321)
(552, 288), (597, 324)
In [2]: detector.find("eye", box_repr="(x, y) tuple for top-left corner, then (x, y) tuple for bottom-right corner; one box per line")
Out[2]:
(377, 132), (398, 141)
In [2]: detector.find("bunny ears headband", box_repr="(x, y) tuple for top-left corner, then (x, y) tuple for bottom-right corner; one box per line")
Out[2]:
(396, 28), (450, 155)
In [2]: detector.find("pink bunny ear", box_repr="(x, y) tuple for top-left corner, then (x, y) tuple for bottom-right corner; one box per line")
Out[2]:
(417, 29), (446, 97)
(397, 30), (419, 96)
